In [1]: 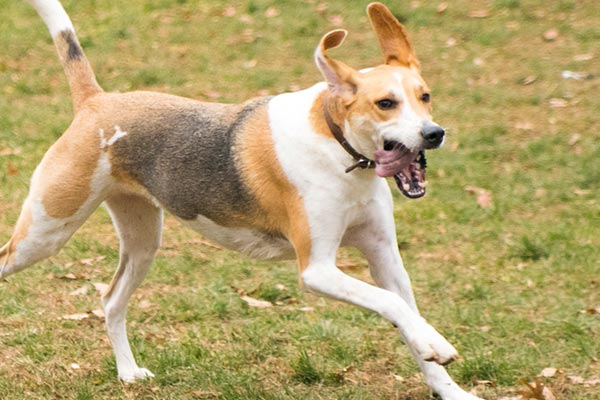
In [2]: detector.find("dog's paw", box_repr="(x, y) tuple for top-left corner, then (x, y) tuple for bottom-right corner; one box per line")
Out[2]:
(119, 367), (155, 383)
(408, 323), (459, 365)
(438, 387), (484, 400)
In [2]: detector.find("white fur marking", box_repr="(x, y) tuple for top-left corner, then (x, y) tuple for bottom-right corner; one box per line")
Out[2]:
(99, 126), (128, 149)
(183, 215), (294, 260)
(109, 126), (128, 146)
(27, 0), (75, 38)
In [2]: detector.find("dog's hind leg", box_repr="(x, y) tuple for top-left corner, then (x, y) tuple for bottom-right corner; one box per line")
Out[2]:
(1, 132), (112, 280)
(101, 193), (162, 383)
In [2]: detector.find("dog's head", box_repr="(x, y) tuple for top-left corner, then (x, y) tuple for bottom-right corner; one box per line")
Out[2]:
(315, 2), (444, 199)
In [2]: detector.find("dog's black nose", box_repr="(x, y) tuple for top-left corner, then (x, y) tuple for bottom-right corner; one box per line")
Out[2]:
(421, 124), (445, 147)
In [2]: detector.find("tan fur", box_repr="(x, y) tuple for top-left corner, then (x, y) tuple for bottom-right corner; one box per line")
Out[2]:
(38, 110), (103, 219)
(237, 107), (312, 272)
(0, 205), (32, 270)
(367, 2), (420, 69)
(54, 32), (102, 112)
(348, 65), (431, 121)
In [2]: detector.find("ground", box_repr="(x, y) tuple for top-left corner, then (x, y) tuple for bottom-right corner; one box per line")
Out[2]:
(0, 0), (599, 399)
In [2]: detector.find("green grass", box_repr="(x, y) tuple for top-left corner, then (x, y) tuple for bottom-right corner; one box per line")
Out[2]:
(1, 0), (599, 399)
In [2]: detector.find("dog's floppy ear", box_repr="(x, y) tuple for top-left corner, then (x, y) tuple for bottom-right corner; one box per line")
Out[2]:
(314, 29), (358, 101)
(367, 2), (420, 69)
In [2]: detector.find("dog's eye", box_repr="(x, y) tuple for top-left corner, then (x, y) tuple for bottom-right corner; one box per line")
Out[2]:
(421, 93), (431, 103)
(376, 99), (397, 110)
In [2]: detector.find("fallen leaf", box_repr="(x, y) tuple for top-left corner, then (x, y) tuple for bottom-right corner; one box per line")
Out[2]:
(6, 164), (18, 175)
(91, 309), (105, 319)
(446, 37), (457, 47)
(568, 375), (585, 384)
(62, 313), (90, 321)
(574, 53), (593, 62)
(93, 282), (109, 294)
(465, 186), (493, 208)
(469, 10), (490, 18)
(543, 29), (559, 41)
(299, 306), (315, 312)
(568, 133), (581, 146)
(337, 259), (362, 270)
(70, 363), (80, 370)
(584, 377), (600, 386)
(242, 59), (257, 69)
(223, 5), (236, 17)
(0, 147), (22, 156)
(515, 121), (534, 131)
(264, 6), (280, 18)
(241, 295), (273, 308)
(549, 98), (568, 108)
(520, 377), (556, 400)
(520, 75), (538, 85)
(328, 15), (344, 26)
(138, 300), (153, 309)
(79, 256), (105, 266)
(574, 189), (591, 196)
(540, 367), (557, 378)
(563, 70), (592, 80)
(69, 285), (89, 296)
(437, 2), (448, 13)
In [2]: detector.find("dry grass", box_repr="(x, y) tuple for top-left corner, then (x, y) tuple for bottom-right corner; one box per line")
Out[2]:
(1, 0), (599, 399)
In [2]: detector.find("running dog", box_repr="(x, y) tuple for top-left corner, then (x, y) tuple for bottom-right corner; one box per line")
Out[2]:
(1, 1), (481, 398)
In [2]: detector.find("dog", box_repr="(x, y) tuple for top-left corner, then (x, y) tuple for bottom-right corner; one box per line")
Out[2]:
(1, 1), (482, 399)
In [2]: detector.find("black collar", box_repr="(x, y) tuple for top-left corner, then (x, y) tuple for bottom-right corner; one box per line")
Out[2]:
(322, 101), (376, 173)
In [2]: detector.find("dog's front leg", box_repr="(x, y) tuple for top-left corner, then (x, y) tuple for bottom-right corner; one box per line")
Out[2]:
(343, 191), (483, 400)
(297, 217), (458, 369)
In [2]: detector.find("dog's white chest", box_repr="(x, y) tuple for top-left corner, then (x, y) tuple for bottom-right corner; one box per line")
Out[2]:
(181, 215), (295, 260)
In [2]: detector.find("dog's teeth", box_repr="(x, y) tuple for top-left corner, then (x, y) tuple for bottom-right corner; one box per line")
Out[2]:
(402, 182), (410, 192)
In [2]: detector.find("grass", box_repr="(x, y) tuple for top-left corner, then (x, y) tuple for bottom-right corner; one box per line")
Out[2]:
(1, 0), (599, 399)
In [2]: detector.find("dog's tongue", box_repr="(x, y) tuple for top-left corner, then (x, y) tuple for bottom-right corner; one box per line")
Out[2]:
(374, 147), (413, 177)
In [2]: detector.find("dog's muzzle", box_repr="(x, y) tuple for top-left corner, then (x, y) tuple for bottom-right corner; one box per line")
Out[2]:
(421, 123), (445, 149)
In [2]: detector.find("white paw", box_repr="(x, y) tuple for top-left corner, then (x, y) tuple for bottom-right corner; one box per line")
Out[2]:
(119, 367), (155, 383)
(437, 387), (484, 400)
(408, 323), (459, 365)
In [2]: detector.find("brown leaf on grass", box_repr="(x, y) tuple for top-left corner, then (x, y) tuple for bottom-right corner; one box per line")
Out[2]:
(469, 10), (490, 18)
(465, 186), (493, 208)
(62, 313), (90, 321)
(539, 368), (558, 378)
(69, 285), (89, 296)
(6, 164), (18, 175)
(437, 3), (448, 14)
(264, 6), (280, 18)
(583, 307), (600, 315)
(93, 282), (109, 294)
(543, 29), (559, 42)
(222, 5), (236, 17)
(328, 15), (344, 26)
(337, 258), (362, 271)
(241, 295), (273, 308)
(567, 375), (584, 384)
(520, 377), (556, 400)
(91, 309), (105, 319)
(0, 147), (22, 156)
(549, 98), (568, 108)
(574, 53), (593, 62)
(568, 133), (581, 146)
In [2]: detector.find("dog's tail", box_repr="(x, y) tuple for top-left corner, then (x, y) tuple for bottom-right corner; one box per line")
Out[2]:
(27, 0), (103, 112)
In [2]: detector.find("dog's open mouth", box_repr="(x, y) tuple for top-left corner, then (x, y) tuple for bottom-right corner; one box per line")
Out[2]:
(374, 141), (427, 199)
